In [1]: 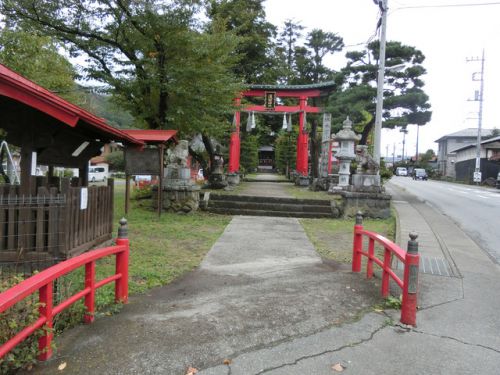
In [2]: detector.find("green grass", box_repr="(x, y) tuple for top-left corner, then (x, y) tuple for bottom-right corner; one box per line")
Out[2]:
(113, 183), (231, 294)
(46, 183), (231, 330)
(301, 215), (396, 263)
(286, 184), (335, 200)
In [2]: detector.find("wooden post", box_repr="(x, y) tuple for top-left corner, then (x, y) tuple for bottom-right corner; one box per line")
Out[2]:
(158, 145), (164, 217)
(79, 163), (89, 187)
(125, 174), (130, 215)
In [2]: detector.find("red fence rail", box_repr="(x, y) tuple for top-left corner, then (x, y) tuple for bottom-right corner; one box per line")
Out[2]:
(352, 212), (419, 326)
(0, 218), (129, 361)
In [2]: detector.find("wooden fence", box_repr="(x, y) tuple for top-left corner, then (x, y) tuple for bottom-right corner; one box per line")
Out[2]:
(0, 179), (114, 262)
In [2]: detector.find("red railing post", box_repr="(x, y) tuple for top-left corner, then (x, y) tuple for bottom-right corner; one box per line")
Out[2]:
(84, 261), (96, 323)
(381, 247), (391, 297)
(367, 238), (375, 278)
(401, 232), (419, 326)
(38, 283), (53, 361)
(352, 212), (363, 272)
(115, 218), (129, 303)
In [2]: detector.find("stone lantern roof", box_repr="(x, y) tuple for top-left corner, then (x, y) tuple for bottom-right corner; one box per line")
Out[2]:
(334, 117), (361, 142)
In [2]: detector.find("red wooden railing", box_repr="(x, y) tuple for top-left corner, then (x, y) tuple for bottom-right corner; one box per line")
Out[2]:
(352, 212), (419, 326)
(0, 218), (129, 361)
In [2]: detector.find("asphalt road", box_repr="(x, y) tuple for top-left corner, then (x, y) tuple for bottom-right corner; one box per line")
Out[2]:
(388, 176), (500, 264)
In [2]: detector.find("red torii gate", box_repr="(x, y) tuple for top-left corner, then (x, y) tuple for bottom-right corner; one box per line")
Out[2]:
(228, 82), (335, 176)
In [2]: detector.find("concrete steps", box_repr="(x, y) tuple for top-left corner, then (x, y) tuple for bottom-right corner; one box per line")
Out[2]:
(204, 194), (337, 218)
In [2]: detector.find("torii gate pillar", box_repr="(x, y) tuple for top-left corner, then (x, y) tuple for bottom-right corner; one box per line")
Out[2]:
(296, 96), (309, 176)
(228, 98), (241, 173)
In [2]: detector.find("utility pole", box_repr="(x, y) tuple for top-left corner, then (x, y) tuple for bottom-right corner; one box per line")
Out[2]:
(373, 0), (388, 169)
(400, 128), (408, 163)
(466, 50), (485, 183)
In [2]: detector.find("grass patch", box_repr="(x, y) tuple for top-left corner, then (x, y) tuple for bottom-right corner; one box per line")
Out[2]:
(301, 216), (396, 263)
(286, 185), (333, 200)
(113, 183), (231, 294)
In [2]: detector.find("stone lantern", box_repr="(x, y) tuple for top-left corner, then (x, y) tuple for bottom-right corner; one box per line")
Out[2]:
(332, 117), (360, 189)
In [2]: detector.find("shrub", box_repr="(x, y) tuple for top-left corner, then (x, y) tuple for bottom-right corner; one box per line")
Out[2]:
(0, 275), (43, 374)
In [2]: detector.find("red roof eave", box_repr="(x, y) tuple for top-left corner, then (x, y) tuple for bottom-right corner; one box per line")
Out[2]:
(120, 129), (178, 144)
(0, 64), (143, 146)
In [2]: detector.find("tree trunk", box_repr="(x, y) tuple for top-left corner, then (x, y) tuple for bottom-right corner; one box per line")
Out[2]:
(202, 133), (215, 177)
(360, 120), (375, 145)
(188, 146), (209, 179)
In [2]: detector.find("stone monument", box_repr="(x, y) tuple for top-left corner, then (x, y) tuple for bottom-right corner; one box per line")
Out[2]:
(154, 140), (200, 213)
(328, 117), (359, 192)
(328, 118), (391, 219)
(351, 145), (382, 192)
(208, 145), (228, 189)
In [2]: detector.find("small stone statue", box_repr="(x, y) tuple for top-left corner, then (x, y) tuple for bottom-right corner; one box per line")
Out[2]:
(167, 140), (189, 168)
(355, 145), (379, 175)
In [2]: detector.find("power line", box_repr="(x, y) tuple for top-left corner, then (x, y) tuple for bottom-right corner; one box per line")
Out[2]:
(395, 2), (500, 10)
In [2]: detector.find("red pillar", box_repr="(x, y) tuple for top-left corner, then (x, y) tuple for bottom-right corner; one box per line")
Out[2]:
(296, 96), (309, 176)
(229, 98), (241, 173)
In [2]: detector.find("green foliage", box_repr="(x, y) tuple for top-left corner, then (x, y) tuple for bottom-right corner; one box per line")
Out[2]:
(206, 0), (279, 84)
(81, 92), (135, 129)
(239, 134), (259, 173)
(0, 28), (81, 104)
(328, 41), (432, 144)
(379, 159), (393, 181)
(384, 295), (402, 310)
(0, 275), (42, 374)
(274, 130), (297, 174)
(105, 151), (125, 171)
(2, 1), (243, 138)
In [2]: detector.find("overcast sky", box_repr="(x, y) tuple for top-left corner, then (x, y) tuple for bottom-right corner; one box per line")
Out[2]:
(264, 0), (500, 157)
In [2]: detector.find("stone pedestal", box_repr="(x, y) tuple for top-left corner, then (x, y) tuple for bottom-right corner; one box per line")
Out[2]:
(226, 173), (240, 186)
(161, 162), (200, 213)
(208, 173), (228, 189)
(333, 190), (391, 219)
(351, 174), (382, 193)
(296, 175), (310, 186)
(153, 185), (201, 213)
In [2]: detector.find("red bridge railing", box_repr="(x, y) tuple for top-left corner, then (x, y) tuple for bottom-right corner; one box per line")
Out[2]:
(352, 212), (419, 326)
(0, 218), (130, 361)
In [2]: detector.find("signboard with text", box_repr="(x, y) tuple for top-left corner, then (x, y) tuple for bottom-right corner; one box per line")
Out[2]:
(125, 148), (161, 175)
(264, 92), (276, 110)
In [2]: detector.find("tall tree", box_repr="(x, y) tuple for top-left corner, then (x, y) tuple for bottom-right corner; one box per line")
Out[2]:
(277, 19), (304, 83)
(2, 1), (243, 171)
(329, 40), (432, 144)
(206, 0), (278, 84)
(305, 29), (343, 83)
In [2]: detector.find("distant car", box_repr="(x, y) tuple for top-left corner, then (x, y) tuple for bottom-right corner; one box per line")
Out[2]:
(413, 168), (428, 180)
(395, 167), (408, 176)
(88, 166), (107, 182)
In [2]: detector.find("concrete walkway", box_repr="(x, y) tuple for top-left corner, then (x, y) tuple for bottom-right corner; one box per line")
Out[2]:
(32, 178), (500, 374)
(237, 174), (294, 198)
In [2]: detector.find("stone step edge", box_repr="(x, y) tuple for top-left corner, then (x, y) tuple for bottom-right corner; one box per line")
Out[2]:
(207, 201), (334, 213)
(206, 207), (335, 218)
(206, 193), (334, 206)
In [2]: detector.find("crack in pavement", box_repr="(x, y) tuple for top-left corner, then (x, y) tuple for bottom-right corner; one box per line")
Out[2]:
(418, 276), (465, 311)
(254, 321), (389, 374)
(410, 328), (500, 355)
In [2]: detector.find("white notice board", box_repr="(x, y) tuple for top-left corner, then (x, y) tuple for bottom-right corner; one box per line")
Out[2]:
(80, 188), (88, 210)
